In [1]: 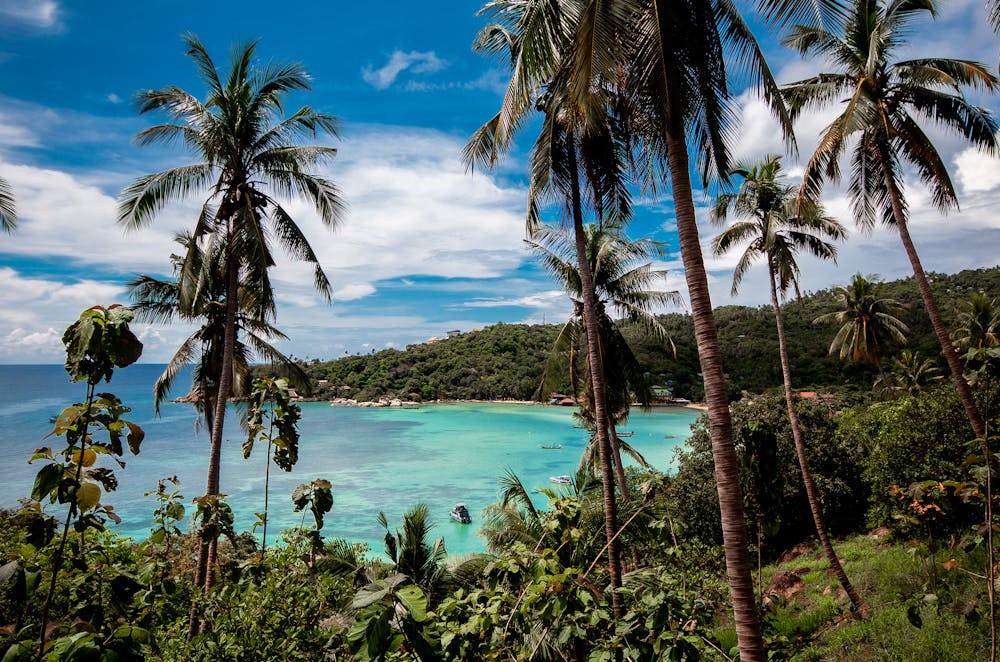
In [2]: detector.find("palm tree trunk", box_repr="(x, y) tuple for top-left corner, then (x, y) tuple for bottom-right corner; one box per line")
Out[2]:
(567, 130), (623, 617)
(609, 425), (629, 500)
(664, 126), (764, 659)
(877, 147), (986, 439)
(188, 228), (238, 638)
(768, 260), (870, 616)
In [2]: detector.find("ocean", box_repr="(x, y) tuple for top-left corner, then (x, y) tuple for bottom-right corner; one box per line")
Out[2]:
(0, 364), (701, 556)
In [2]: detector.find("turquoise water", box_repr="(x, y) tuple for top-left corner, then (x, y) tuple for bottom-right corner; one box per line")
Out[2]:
(0, 365), (700, 556)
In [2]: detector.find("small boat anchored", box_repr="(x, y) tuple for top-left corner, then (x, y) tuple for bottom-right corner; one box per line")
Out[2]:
(450, 503), (472, 524)
(539, 444), (562, 450)
(549, 475), (572, 485)
(617, 431), (634, 438)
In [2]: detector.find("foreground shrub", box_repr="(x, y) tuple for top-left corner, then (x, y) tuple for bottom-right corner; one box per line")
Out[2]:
(671, 396), (867, 557)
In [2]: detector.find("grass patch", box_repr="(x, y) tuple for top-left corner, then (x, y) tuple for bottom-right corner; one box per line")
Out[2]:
(716, 534), (995, 660)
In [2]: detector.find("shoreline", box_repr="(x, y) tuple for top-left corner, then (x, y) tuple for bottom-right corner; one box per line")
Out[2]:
(321, 396), (708, 411)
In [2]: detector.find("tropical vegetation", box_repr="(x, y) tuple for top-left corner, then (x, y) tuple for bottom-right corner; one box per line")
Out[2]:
(711, 154), (867, 615)
(117, 34), (343, 613)
(783, 0), (998, 440)
(0, 175), (14, 233)
(3, 0), (1000, 659)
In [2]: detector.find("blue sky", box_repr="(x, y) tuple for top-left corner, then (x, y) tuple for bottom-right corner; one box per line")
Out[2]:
(0, 0), (998, 364)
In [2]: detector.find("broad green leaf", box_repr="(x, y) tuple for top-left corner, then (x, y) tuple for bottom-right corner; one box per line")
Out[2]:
(31, 464), (62, 501)
(76, 482), (101, 511)
(351, 580), (390, 610)
(396, 584), (428, 622)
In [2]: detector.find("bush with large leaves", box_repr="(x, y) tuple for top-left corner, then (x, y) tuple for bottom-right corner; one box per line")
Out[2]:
(672, 395), (868, 557)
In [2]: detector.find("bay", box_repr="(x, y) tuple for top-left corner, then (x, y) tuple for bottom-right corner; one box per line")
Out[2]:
(0, 364), (700, 556)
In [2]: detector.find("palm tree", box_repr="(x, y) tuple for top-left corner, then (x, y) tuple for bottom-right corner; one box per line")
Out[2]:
(465, 0), (635, 614)
(470, 1), (846, 655)
(480, 468), (603, 567)
(376, 505), (453, 605)
(874, 349), (943, 397)
(129, 234), (307, 435)
(783, 0), (998, 439)
(0, 175), (15, 232)
(814, 273), (909, 374)
(624, 2), (801, 654)
(529, 219), (678, 497)
(952, 293), (1000, 351)
(118, 34), (343, 599)
(712, 154), (868, 615)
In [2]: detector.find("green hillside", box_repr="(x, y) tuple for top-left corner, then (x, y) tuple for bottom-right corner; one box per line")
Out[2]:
(295, 266), (999, 402)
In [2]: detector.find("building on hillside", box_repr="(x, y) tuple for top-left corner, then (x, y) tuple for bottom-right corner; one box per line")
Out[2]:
(446, 329), (461, 338)
(652, 386), (674, 403)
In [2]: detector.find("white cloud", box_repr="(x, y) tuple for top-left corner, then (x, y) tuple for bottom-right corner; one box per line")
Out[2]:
(333, 283), (376, 301)
(0, 0), (60, 29)
(462, 290), (566, 308)
(0, 112), (39, 148)
(0, 327), (62, 359)
(954, 141), (1000, 194)
(0, 159), (188, 271)
(361, 51), (447, 90)
(0, 268), (130, 362)
(0, 114), (537, 362)
(106, 93), (122, 104)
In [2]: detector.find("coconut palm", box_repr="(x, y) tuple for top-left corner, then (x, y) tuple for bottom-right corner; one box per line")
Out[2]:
(528, 219), (678, 496)
(711, 154), (868, 614)
(377, 505), (447, 594)
(875, 349), (944, 397)
(783, 0), (998, 439)
(953, 293), (1000, 351)
(623, 2), (801, 653)
(465, 0), (635, 613)
(0, 176), (14, 232)
(471, 0), (842, 653)
(118, 34), (343, 596)
(129, 234), (307, 435)
(814, 273), (909, 373)
(481, 468), (603, 567)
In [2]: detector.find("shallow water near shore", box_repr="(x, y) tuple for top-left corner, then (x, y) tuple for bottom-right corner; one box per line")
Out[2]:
(0, 364), (700, 556)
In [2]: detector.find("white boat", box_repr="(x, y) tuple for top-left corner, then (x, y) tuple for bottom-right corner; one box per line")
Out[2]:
(539, 444), (562, 450)
(450, 503), (472, 524)
(549, 475), (572, 485)
(617, 431), (634, 437)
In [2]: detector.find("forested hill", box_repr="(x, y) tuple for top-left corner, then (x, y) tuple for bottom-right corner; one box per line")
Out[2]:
(295, 267), (999, 402)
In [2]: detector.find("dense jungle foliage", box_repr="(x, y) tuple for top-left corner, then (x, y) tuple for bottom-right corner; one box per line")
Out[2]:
(3, 378), (998, 660)
(5, 277), (997, 660)
(298, 267), (1000, 402)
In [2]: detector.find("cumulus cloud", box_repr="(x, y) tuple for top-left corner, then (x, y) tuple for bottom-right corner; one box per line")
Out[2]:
(954, 140), (1000, 194)
(0, 268), (129, 362)
(0, 118), (534, 360)
(362, 51), (447, 90)
(0, 159), (189, 271)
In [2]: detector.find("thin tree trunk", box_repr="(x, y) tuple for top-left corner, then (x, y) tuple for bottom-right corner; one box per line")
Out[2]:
(567, 131), (623, 617)
(609, 425), (629, 500)
(610, 423), (642, 571)
(188, 225), (239, 638)
(877, 147), (985, 438)
(768, 260), (870, 616)
(665, 127), (765, 659)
